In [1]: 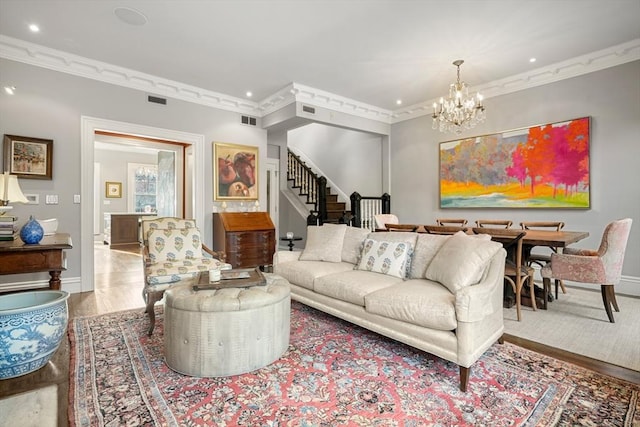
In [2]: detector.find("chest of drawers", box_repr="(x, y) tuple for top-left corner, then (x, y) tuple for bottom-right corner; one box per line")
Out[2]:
(212, 212), (275, 268)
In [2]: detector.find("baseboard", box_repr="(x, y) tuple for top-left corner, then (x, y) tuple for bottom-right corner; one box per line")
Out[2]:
(0, 276), (83, 294)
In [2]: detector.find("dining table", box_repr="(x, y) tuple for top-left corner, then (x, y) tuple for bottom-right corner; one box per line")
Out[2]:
(473, 228), (590, 309)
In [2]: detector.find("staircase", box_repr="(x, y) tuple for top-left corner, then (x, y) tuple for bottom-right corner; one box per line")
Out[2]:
(286, 149), (347, 224)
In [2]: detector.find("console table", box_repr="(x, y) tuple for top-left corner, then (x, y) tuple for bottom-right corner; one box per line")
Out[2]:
(0, 233), (72, 291)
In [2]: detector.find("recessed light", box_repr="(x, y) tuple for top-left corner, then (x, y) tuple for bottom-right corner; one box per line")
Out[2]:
(396, 99), (402, 105)
(114, 7), (148, 26)
(28, 24), (40, 33)
(4, 86), (16, 95)
(246, 91), (253, 98)
(529, 57), (537, 63)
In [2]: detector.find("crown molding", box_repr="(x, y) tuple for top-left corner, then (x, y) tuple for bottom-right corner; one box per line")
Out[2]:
(392, 38), (640, 123)
(0, 35), (261, 115)
(2, 35), (638, 125)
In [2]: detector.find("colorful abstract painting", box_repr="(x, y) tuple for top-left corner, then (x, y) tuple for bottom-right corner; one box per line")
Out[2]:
(439, 117), (590, 208)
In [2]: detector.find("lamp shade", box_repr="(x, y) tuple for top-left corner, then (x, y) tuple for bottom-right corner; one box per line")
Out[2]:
(0, 172), (29, 204)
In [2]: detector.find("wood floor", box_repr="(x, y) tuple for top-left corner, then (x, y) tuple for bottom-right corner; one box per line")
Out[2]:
(1, 243), (638, 427)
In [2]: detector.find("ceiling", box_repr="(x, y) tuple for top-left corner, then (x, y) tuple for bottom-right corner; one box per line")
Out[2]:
(1, 0), (639, 112)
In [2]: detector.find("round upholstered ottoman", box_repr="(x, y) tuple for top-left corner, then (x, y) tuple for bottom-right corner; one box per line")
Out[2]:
(164, 273), (290, 377)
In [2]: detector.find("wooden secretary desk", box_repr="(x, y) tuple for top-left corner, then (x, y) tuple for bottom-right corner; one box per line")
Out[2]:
(212, 212), (276, 269)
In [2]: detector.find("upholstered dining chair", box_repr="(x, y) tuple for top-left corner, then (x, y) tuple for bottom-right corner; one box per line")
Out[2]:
(541, 218), (632, 323)
(374, 213), (399, 230)
(141, 217), (225, 335)
(472, 228), (535, 321)
(436, 218), (468, 227)
(475, 219), (513, 229)
(520, 221), (567, 298)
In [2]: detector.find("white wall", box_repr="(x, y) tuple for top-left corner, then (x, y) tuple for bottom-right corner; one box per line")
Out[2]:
(0, 58), (267, 285)
(390, 60), (640, 290)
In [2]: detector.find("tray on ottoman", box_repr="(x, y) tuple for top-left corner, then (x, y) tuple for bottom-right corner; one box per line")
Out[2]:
(193, 267), (266, 291)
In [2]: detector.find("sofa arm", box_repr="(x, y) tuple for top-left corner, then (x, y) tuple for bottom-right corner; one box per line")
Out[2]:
(273, 250), (301, 265)
(455, 248), (506, 323)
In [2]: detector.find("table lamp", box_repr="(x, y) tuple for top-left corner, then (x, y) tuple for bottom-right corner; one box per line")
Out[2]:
(0, 171), (29, 215)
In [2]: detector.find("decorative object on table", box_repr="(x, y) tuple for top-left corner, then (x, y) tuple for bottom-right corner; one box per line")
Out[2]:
(213, 142), (258, 201)
(0, 290), (69, 379)
(20, 215), (44, 244)
(432, 60), (485, 134)
(0, 171), (29, 217)
(286, 231), (294, 239)
(68, 301), (639, 426)
(37, 218), (58, 235)
(0, 215), (18, 241)
(105, 181), (122, 198)
(2, 134), (53, 180)
(439, 116), (590, 209)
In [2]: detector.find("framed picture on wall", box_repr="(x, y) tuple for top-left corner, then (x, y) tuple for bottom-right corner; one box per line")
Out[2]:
(3, 134), (53, 180)
(105, 181), (122, 198)
(213, 142), (258, 201)
(439, 116), (590, 209)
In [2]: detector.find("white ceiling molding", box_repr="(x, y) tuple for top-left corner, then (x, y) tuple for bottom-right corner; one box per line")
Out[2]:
(392, 38), (640, 123)
(1, 35), (638, 125)
(0, 35), (260, 115)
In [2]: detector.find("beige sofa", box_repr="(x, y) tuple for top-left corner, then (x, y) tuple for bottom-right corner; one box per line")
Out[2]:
(274, 224), (506, 391)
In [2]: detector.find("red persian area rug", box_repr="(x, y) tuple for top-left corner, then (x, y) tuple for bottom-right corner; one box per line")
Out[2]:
(69, 302), (639, 426)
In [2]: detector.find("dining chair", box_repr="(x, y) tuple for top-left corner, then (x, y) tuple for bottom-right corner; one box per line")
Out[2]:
(541, 218), (632, 323)
(374, 213), (399, 230)
(423, 225), (468, 235)
(472, 228), (535, 321)
(436, 218), (468, 227)
(384, 223), (419, 232)
(520, 221), (566, 298)
(475, 219), (513, 229)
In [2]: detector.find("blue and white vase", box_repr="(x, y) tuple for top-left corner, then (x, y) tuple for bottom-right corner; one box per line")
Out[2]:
(20, 215), (44, 244)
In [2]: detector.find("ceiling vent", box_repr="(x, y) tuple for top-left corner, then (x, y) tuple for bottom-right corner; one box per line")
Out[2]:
(302, 105), (315, 114)
(241, 115), (257, 126)
(147, 95), (167, 105)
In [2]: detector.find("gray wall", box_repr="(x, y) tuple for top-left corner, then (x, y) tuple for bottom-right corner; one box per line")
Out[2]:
(0, 58), (267, 284)
(390, 60), (640, 283)
(289, 123), (384, 198)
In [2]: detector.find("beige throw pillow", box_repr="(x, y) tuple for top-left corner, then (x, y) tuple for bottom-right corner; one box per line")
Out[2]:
(299, 223), (347, 262)
(425, 231), (502, 293)
(341, 226), (371, 264)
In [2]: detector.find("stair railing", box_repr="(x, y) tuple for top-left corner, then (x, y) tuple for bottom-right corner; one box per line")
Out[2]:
(350, 192), (391, 230)
(287, 150), (328, 224)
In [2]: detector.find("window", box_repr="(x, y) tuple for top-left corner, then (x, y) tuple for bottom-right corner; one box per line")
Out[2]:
(128, 163), (157, 213)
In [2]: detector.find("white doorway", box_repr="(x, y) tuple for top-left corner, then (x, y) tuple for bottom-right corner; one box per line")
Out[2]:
(81, 117), (206, 293)
(266, 158), (279, 237)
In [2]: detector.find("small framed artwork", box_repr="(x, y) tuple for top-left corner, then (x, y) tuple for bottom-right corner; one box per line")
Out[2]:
(24, 194), (40, 205)
(3, 134), (53, 180)
(105, 181), (122, 198)
(214, 142), (258, 201)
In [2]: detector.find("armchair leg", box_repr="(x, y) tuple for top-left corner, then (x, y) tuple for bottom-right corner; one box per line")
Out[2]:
(146, 290), (164, 336)
(459, 366), (470, 392)
(600, 285), (617, 323)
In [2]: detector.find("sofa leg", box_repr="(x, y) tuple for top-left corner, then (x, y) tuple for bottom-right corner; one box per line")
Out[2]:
(498, 335), (504, 344)
(459, 366), (470, 392)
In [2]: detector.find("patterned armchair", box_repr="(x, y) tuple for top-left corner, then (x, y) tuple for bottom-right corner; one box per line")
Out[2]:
(142, 217), (225, 335)
(541, 218), (632, 323)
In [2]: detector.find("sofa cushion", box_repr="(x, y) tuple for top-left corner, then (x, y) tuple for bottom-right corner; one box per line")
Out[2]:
(425, 232), (502, 293)
(356, 238), (412, 278)
(147, 228), (203, 262)
(274, 260), (355, 291)
(299, 223), (347, 262)
(365, 279), (457, 331)
(409, 233), (451, 279)
(314, 270), (402, 306)
(341, 226), (370, 264)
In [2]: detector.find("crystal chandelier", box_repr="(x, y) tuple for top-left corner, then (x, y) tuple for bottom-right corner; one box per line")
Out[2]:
(432, 60), (485, 133)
